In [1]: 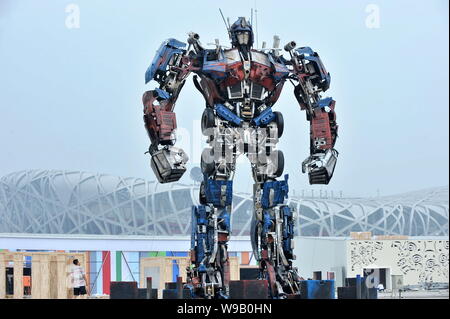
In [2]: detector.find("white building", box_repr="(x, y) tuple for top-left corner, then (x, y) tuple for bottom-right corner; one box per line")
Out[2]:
(293, 236), (449, 288)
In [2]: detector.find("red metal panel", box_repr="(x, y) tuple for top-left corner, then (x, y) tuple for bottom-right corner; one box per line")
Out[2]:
(311, 110), (333, 150)
(102, 251), (111, 295)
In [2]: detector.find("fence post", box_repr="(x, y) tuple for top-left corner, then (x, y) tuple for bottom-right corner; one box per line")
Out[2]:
(356, 274), (362, 299)
(146, 277), (152, 299)
(176, 276), (183, 299)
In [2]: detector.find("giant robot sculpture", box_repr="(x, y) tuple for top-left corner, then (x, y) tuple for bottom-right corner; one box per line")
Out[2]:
(142, 17), (338, 298)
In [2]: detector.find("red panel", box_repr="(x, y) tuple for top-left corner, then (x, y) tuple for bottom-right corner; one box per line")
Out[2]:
(102, 251), (111, 295)
(311, 110), (333, 150)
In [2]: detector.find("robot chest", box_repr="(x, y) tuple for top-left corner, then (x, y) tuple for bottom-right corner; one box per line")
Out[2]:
(202, 49), (278, 98)
(227, 50), (275, 90)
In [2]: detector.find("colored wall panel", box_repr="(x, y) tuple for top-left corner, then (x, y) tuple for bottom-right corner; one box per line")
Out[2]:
(116, 251), (122, 281)
(102, 251), (111, 295)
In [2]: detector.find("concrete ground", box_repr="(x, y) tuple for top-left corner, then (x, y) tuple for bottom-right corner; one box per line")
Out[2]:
(378, 289), (449, 299)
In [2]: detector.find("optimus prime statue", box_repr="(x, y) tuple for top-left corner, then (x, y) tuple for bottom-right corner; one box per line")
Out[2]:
(142, 17), (338, 299)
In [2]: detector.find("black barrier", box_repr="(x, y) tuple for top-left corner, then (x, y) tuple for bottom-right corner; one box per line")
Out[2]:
(240, 267), (260, 280)
(299, 280), (335, 299)
(162, 288), (193, 299)
(136, 288), (158, 299)
(110, 281), (138, 299)
(340, 277), (379, 299)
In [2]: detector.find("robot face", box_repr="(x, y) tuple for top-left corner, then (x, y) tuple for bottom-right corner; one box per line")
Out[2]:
(236, 31), (250, 45)
(230, 17), (253, 48)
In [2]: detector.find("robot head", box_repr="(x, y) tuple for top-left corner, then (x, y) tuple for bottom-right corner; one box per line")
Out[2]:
(230, 17), (254, 48)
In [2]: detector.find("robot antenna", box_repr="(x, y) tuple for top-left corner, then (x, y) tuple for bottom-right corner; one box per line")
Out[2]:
(255, 7), (259, 48)
(219, 8), (231, 39)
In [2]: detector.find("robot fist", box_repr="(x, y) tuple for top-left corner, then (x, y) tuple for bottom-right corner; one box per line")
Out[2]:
(302, 148), (338, 185)
(150, 146), (189, 183)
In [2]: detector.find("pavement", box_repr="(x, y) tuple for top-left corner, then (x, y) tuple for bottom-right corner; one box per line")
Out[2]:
(378, 289), (449, 299)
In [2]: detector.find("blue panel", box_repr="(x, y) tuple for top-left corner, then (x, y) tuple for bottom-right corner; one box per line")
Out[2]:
(93, 251), (103, 294)
(191, 206), (197, 251)
(154, 88), (170, 100)
(172, 252), (188, 257)
(262, 210), (273, 236)
(169, 251), (188, 281)
(145, 38), (186, 84)
(202, 51), (227, 80)
(295, 47), (315, 55)
(25, 256), (32, 268)
(219, 208), (231, 232)
(192, 205), (208, 268)
(215, 104), (243, 126)
(252, 107), (275, 126)
(166, 38), (186, 48)
(172, 260), (179, 282)
(302, 280), (335, 299)
(281, 206), (294, 254)
(295, 47), (331, 90)
(268, 54), (290, 80)
(204, 179), (233, 207)
(316, 97), (334, 109)
(261, 174), (289, 209)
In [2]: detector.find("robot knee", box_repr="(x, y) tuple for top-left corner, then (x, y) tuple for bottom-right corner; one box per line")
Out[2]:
(202, 179), (233, 207)
(259, 174), (289, 208)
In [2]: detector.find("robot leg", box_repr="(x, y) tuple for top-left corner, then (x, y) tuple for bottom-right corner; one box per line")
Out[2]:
(249, 142), (301, 298)
(188, 136), (236, 298)
(189, 201), (231, 299)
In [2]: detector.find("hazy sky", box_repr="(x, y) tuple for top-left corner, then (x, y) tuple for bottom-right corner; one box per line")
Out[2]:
(0, 0), (448, 197)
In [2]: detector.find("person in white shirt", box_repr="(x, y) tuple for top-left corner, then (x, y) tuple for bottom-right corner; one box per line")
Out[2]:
(72, 259), (89, 299)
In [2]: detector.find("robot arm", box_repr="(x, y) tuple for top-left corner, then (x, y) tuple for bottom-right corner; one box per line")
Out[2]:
(143, 36), (201, 183)
(285, 44), (339, 184)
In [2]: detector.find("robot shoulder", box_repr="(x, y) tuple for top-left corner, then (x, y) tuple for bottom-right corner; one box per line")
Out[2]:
(145, 38), (187, 84)
(250, 49), (271, 67)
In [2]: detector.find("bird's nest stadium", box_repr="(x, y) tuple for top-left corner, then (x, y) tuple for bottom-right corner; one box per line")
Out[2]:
(0, 170), (448, 237)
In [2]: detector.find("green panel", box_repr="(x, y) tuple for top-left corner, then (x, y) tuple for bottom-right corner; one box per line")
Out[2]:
(148, 251), (166, 257)
(116, 251), (122, 281)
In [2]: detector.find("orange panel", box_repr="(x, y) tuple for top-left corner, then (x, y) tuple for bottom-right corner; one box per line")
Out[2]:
(241, 252), (250, 265)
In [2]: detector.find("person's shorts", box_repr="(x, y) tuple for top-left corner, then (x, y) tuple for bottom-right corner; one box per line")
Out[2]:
(74, 286), (87, 295)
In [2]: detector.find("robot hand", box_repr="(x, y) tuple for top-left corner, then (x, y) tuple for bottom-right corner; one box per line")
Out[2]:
(150, 145), (189, 183)
(302, 148), (338, 184)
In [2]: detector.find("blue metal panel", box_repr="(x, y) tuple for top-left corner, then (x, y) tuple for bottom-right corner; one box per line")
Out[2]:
(262, 210), (273, 236)
(154, 88), (170, 100)
(145, 38), (186, 84)
(215, 104), (243, 126)
(204, 179), (233, 207)
(316, 97), (334, 109)
(202, 51), (227, 80)
(219, 208), (231, 232)
(295, 47), (315, 55)
(268, 54), (290, 81)
(252, 107), (275, 126)
(191, 206), (197, 251)
(295, 47), (331, 89)
(281, 206), (294, 254)
(192, 205), (208, 272)
(261, 174), (289, 209)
